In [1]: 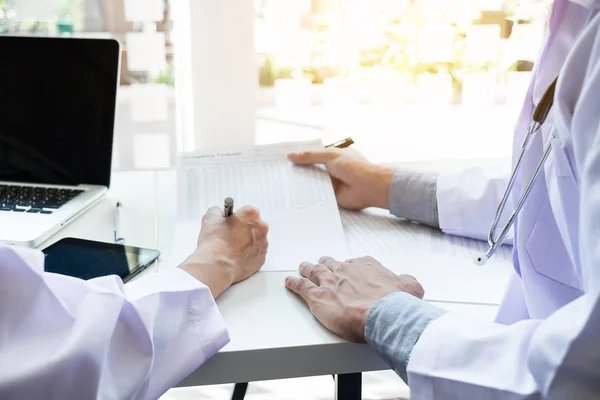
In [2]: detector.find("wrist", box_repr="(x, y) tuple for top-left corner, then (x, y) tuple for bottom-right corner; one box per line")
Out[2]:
(352, 307), (372, 343)
(367, 165), (395, 209)
(179, 252), (235, 298)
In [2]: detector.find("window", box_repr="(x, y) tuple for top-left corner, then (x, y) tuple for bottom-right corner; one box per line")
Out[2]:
(255, 0), (551, 163)
(1, 0), (551, 168)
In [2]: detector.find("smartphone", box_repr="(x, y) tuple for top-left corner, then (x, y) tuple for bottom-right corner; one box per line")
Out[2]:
(42, 237), (160, 283)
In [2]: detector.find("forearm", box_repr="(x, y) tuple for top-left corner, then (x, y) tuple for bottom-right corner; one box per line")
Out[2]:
(0, 246), (228, 399)
(365, 292), (446, 383)
(388, 168), (439, 228)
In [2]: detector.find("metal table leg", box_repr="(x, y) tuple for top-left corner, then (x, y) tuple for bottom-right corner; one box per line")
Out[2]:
(231, 382), (248, 400)
(335, 373), (362, 400)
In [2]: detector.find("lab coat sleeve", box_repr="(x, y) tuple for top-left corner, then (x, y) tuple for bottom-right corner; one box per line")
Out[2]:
(406, 16), (600, 399)
(0, 246), (229, 400)
(436, 164), (511, 242)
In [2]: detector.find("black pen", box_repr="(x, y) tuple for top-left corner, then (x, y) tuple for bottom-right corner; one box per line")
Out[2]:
(325, 137), (354, 149)
(223, 197), (234, 217)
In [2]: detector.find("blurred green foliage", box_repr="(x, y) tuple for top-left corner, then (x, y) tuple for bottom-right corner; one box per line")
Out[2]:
(155, 63), (175, 86)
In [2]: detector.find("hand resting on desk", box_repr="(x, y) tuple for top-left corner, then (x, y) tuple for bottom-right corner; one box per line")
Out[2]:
(179, 206), (269, 298)
(285, 255), (424, 343)
(287, 149), (431, 343)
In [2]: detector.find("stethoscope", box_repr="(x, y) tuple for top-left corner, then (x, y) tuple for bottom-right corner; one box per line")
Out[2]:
(475, 77), (558, 266)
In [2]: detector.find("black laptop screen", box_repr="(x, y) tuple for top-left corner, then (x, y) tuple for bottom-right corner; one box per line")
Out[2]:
(0, 36), (120, 187)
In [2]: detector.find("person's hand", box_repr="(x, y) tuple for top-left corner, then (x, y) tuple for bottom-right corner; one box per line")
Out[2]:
(287, 148), (395, 210)
(179, 206), (269, 298)
(285, 256), (424, 343)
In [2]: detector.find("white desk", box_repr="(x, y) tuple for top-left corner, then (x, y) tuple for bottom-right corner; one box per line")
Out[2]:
(40, 169), (504, 398)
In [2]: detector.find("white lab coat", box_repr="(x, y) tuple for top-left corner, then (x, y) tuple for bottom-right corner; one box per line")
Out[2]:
(408, 1), (600, 398)
(0, 245), (229, 399)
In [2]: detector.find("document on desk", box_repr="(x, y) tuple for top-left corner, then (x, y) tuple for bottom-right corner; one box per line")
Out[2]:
(341, 207), (512, 260)
(341, 208), (513, 305)
(171, 140), (349, 271)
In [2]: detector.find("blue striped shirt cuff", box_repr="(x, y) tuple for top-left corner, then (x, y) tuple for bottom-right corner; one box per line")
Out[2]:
(388, 168), (439, 228)
(365, 292), (447, 383)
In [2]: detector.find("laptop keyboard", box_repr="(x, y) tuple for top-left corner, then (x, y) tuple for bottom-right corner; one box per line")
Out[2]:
(0, 185), (84, 214)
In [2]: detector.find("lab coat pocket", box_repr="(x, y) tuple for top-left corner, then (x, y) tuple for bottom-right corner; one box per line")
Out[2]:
(526, 125), (581, 289)
(525, 197), (581, 290)
(550, 135), (578, 180)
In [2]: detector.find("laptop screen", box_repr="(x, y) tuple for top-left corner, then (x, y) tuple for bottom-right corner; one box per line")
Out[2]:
(0, 36), (120, 188)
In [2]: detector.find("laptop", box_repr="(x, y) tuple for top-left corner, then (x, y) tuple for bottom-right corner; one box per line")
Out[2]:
(0, 36), (120, 247)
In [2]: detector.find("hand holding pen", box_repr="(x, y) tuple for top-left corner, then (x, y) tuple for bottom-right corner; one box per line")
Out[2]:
(179, 198), (269, 297)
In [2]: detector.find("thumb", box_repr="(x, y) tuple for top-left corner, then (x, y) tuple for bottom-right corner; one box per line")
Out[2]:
(203, 206), (223, 221)
(287, 149), (341, 165)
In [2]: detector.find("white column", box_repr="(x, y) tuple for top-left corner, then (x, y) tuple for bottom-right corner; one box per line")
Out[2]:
(173, 0), (256, 151)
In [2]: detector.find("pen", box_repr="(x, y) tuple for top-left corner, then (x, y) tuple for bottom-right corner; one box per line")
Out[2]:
(224, 197), (234, 217)
(325, 137), (354, 149)
(114, 201), (125, 243)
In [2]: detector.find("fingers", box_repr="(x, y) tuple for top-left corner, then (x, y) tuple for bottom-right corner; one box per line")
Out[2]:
(285, 276), (318, 301)
(342, 147), (368, 161)
(399, 274), (425, 299)
(234, 205), (269, 235)
(287, 149), (341, 165)
(299, 262), (334, 286)
(401, 274), (418, 282)
(318, 256), (341, 271)
(204, 206), (222, 217)
(202, 206), (223, 223)
(254, 221), (269, 238)
(203, 205), (261, 222)
(236, 205), (260, 220)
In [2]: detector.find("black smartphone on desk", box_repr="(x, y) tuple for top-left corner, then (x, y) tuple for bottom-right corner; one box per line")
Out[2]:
(42, 237), (160, 282)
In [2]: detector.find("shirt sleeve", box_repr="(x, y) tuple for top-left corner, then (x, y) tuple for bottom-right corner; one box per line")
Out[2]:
(365, 292), (447, 383)
(388, 168), (439, 228)
(0, 245), (229, 400)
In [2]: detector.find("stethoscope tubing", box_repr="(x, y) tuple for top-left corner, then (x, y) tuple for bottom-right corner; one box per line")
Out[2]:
(476, 78), (558, 265)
